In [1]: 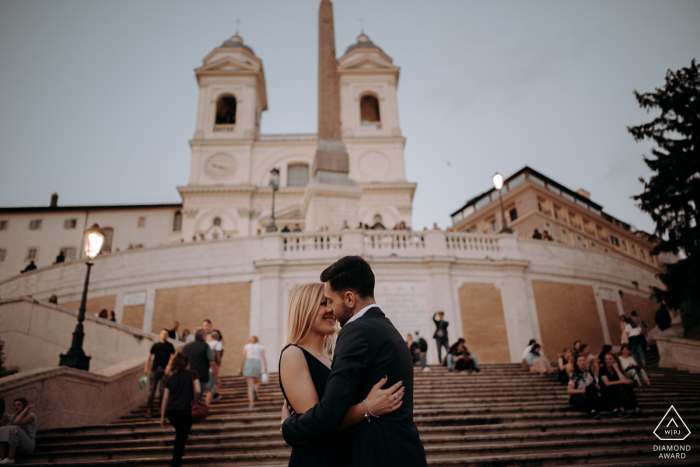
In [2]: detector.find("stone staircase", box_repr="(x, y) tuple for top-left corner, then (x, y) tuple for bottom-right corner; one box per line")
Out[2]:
(22, 354), (700, 466)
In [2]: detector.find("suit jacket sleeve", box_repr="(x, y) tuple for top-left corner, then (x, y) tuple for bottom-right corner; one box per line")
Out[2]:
(282, 325), (371, 446)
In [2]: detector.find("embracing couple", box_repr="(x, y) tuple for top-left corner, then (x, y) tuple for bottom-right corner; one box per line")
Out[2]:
(279, 255), (428, 467)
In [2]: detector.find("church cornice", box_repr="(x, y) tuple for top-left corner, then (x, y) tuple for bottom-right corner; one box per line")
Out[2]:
(358, 182), (417, 199)
(178, 185), (257, 195)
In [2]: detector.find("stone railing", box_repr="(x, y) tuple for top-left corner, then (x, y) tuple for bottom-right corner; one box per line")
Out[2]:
(446, 232), (500, 254)
(364, 232), (425, 252)
(258, 133), (318, 142)
(283, 233), (343, 257)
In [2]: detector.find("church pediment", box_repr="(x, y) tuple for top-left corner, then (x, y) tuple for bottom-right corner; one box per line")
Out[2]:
(197, 56), (257, 74)
(339, 54), (398, 73)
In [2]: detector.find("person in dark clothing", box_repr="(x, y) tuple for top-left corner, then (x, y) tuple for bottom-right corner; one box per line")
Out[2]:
(54, 252), (65, 264)
(168, 321), (180, 341)
(406, 334), (420, 364)
(599, 352), (641, 417)
(145, 330), (176, 416)
(20, 261), (37, 273)
(597, 345), (612, 364)
(432, 311), (449, 364)
(182, 329), (219, 401)
(532, 229), (543, 239)
(281, 225), (291, 232)
(655, 304), (672, 331)
(281, 255), (428, 467)
(567, 355), (614, 419)
(160, 352), (199, 467)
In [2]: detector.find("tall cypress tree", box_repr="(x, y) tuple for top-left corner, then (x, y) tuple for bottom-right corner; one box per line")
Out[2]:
(628, 59), (700, 309)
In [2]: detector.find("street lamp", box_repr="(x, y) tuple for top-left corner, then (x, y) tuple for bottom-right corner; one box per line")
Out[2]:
(266, 168), (280, 232)
(492, 172), (512, 234)
(59, 223), (105, 370)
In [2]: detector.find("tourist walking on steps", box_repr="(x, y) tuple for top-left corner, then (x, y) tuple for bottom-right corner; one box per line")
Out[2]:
(619, 315), (630, 345)
(240, 336), (267, 409)
(406, 334), (421, 365)
(145, 329), (176, 417)
(279, 283), (405, 466)
(183, 329), (219, 402)
(207, 331), (224, 403)
(432, 311), (449, 364)
(414, 331), (430, 372)
(160, 352), (199, 467)
(619, 344), (651, 388)
(281, 256), (428, 467)
(624, 318), (646, 367)
(0, 397), (37, 464)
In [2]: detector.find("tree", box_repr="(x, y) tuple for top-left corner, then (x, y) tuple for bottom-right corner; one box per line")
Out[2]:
(628, 59), (700, 310)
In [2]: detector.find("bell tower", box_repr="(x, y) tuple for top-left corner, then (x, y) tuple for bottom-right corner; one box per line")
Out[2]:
(178, 33), (268, 240)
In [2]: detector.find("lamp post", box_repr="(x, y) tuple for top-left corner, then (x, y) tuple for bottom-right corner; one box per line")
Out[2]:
(266, 168), (280, 232)
(59, 223), (105, 371)
(492, 172), (512, 234)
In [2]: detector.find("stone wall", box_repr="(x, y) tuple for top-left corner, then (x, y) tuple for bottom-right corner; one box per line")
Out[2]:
(151, 282), (251, 376)
(457, 283), (510, 363)
(532, 281), (605, 357)
(0, 356), (146, 431)
(0, 298), (175, 373)
(656, 335), (700, 374)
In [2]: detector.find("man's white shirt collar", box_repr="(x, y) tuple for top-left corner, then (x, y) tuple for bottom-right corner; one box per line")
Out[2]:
(346, 304), (378, 325)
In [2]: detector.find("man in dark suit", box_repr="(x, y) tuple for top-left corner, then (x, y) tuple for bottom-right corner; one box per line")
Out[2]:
(432, 311), (449, 364)
(281, 256), (427, 467)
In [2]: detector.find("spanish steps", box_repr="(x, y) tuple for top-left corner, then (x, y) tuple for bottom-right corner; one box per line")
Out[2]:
(21, 347), (700, 466)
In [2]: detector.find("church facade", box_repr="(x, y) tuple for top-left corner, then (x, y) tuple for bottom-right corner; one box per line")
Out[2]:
(0, 2), (663, 375)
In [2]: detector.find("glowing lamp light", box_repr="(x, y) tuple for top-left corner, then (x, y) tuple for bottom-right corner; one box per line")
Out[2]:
(493, 172), (504, 191)
(84, 224), (105, 259)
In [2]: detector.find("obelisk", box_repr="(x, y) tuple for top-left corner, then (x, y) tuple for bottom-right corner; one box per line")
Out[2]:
(302, 0), (361, 231)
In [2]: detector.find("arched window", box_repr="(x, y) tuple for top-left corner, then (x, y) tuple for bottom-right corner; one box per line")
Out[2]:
(172, 211), (182, 232)
(215, 95), (237, 124)
(102, 227), (114, 253)
(287, 164), (310, 187)
(360, 94), (381, 125)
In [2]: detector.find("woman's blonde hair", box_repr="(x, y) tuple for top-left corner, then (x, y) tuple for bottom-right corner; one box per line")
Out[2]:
(249, 336), (259, 344)
(287, 283), (336, 356)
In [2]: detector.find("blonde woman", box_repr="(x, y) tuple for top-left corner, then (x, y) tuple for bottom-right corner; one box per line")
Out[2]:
(279, 283), (404, 466)
(240, 336), (267, 409)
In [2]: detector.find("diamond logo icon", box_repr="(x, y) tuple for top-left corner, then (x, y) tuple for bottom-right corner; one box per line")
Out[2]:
(654, 405), (691, 441)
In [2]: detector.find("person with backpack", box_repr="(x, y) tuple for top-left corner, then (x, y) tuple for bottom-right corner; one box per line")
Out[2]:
(414, 331), (430, 372)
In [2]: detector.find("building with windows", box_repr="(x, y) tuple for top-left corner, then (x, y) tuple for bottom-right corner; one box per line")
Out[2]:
(0, 31), (414, 281)
(450, 166), (660, 271)
(0, 2), (665, 374)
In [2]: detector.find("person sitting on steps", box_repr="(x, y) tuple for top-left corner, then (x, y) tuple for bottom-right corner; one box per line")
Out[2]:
(600, 352), (642, 418)
(567, 355), (615, 420)
(619, 344), (651, 388)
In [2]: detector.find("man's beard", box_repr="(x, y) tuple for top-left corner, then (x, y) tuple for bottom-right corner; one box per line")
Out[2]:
(336, 301), (354, 327)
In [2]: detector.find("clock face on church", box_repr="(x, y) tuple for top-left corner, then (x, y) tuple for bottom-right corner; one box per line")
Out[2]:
(205, 153), (236, 179)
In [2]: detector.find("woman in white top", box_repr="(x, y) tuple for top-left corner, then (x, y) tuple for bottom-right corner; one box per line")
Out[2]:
(625, 318), (646, 366)
(619, 344), (650, 388)
(240, 336), (267, 409)
(619, 315), (629, 345)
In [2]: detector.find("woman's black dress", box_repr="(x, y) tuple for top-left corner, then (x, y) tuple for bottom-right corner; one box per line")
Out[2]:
(279, 344), (339, 467)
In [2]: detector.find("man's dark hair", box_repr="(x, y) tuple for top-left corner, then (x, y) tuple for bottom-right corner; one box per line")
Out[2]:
(203, 319), (212, 325)
(631, 311), (638, 316)
(320, 255), (375, 298)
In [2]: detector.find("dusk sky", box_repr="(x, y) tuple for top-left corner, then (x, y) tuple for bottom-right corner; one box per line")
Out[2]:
(1, 0), (699, 232)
